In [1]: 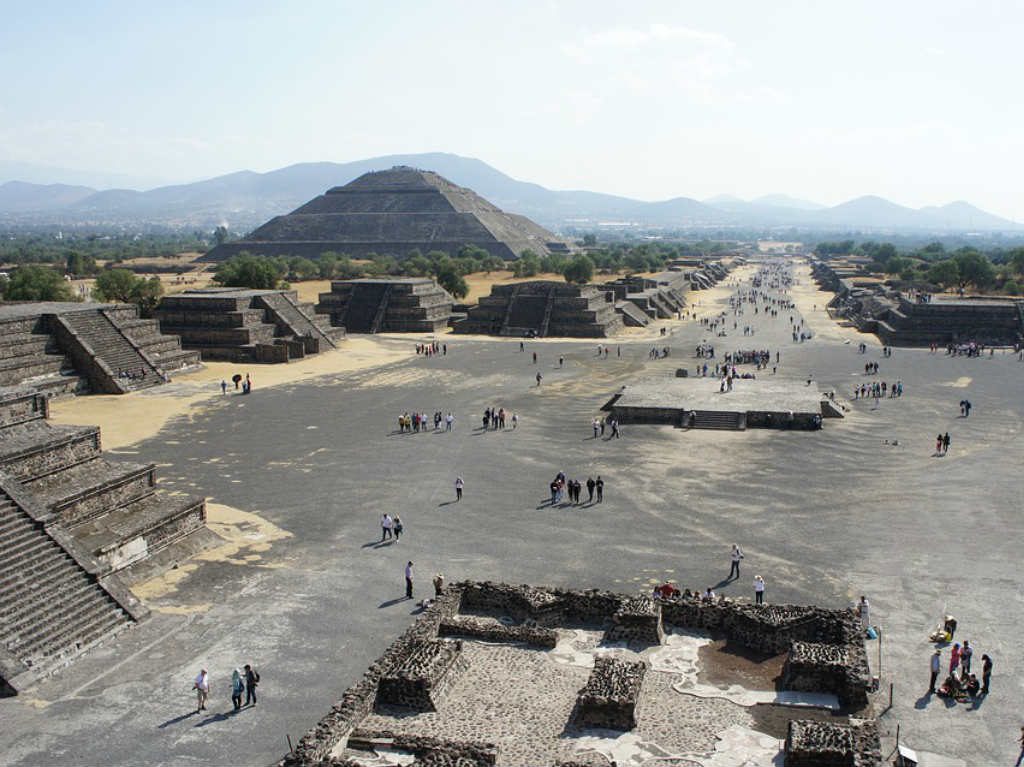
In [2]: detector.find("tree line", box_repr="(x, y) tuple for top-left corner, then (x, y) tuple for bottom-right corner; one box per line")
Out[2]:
(816, 240), (1024, 294)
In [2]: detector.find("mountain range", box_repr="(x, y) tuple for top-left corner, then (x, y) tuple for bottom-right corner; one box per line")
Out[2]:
(0, 152), (1019, 233)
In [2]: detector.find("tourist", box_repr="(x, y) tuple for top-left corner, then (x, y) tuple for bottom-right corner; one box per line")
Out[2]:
(595, 476), (604, 502)
(935, 434), (943, 455)
(964, 674), (980, 697)
(942, 432), (950, 454)
(981, 654), (992, 695)
(1016, 726), (1024, 767)
(405, 561), (414, 599)
(592, 418), (600, 438)
(559, 356), (564, 367)
(944, 614), (958, 639)
(393, 515), (403, 542)
(244, 663), (259, 706)
(857, 596), (870, 633)
(586, 477), (595, 503)
(380, 513), (393, 542)
(703, 587), (716, 602)
(445, 412), (454, 431)
(220, 379), (227, 395)
(729, 544), (744, 580)
(949, 642), (961, 675)
(511, 413), (518, 429)
(433, 573), (445, 596)
(610, 419), (620, 439)
(520, 340), (524, 352)
(929, 649), (941, 694)
(961, 639), (972, 673)
(532, 351), (537, 363)
(231, 668), (244, 711)
(193, 668), (210, 713)
(753, 575), (765, 605)
(455, 476), (464, 502)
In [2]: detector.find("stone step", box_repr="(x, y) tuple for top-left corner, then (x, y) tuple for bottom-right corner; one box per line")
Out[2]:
(0, 422), (101, 482)
(25, 458), (157, 527)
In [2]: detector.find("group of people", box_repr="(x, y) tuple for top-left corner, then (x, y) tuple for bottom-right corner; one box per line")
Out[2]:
(397, 411), (454, 433)
(191, 665), (259, 714)
(221, 373), (253, 395)
(117, 367), (149, 381)
(930, 636), (993, 702)
(415, 341), (446, 356)
(958, 399), (973, 417)
(935, 432), (952, 455)
(379, 513), (405, 542)
(548, 472), (604, 505)
(481, 407), (517, 430)
(591, 417), (620, 439)
(853, 380), (903, 399)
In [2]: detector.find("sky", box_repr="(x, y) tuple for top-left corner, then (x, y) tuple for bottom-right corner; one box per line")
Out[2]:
(1, 0), (1022, 219)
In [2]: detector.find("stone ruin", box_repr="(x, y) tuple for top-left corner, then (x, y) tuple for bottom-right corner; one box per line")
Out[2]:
(0, 302), (200, 398)
(199, 166), (570, 263)
(377, 639), (469, 712)
(813, 258), (1024, 347)
(454, 281), (623, 338)
(0, 389), (213, 695)
(782, 641), (870, 708)
(785, 718), (881, 767)
(572, 656), (646, 730)
(604, 594), (664, 645)
(315, 278), (454, 334)
(603, 271), (689, 325)
(155, 287), (343, 362)
(281, 581), (879, 767)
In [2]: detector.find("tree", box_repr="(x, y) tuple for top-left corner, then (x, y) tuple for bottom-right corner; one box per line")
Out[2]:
(287, 257), (319, 281)
(927, 259), (960, 288)
(1009, 248), (1024, 275)
(514, 250), (541, 278)
(563, 254), (595, 284)
(93, 269), (164, 314)
(582, 234), (597, 246)
(66, 251), (97, 277)
(404, 254), (432, 277)
(953, 250), (995, 290)
(4, 265), (76, 301)
(435, 264), (468, 299)
(213, 253), (285, 289)
(481, 255), (505, 274)
(1003, 280), (1022, 296)
(213, 225), (229, 246)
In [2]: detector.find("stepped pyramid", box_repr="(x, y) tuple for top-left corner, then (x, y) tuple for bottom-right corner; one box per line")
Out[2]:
(199, 166), (570, 262)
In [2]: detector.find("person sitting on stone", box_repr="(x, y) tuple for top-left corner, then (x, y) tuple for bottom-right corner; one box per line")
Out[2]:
(702, 587), (716, 602)
(965, 674), (980, 697)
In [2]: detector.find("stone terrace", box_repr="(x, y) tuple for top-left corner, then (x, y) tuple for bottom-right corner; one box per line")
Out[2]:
(454, 281), (622, 338)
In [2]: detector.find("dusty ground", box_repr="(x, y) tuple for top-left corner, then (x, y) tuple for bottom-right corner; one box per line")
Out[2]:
(697, 639), (784, 691)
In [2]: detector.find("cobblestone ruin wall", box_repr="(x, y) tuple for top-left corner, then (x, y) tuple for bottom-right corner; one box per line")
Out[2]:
(604, 595), (664, 645)
(573, 656), (646, 730)
(376, 639), (468, 711)
(346, 731), (498, 767)
(284, 582), (873, 766)
(437, 615), (557, 649)
(785, 718), (881, 767)
(781, 641), (871, 709)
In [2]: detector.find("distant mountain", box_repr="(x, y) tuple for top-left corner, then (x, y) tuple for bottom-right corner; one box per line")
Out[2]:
(0, 181), (97, 212)
(751, 193), (825, 211)
(0, 152), (1019, 233)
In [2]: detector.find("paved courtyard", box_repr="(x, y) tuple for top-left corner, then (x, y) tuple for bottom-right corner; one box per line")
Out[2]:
(1, 262), (1020, 766)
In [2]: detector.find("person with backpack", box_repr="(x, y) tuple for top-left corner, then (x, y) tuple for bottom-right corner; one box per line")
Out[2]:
(244, 664), (260, 706)
(231, 668), (244, 711)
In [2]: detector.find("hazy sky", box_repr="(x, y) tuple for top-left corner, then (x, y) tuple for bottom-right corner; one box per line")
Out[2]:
(2, 1), (1022, 218)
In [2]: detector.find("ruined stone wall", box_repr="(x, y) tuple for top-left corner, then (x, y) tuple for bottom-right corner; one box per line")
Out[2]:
(377, 639), (468, 711)
(573, 656), (646, 730)
(785, 718), (881, 767)
(437, 615), (557, 649)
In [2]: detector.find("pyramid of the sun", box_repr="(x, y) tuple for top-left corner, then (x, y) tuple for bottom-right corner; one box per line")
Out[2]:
(200, 166), (569, 262)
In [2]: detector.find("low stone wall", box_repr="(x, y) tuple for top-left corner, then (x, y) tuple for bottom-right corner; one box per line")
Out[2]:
(346, 731), (498, 767)
(437, 615), (557, 649)
(377, 639), (467, 711)
(573, 656), (646, 730)
(785, 718), (880, 767)
(604, 595), (663, 645)
(781, 641), (870, 708)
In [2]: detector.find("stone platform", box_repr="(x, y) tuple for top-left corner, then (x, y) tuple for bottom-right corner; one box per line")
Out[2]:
(316, 278), (453, 334)
(607, 377), (831, 430)
(454, 281), (622, 338)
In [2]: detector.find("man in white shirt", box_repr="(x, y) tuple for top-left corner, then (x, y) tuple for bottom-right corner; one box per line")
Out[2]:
(405, 561), (414, 599)
(193, 669), (209, 712)
(729, 544), (744, 580)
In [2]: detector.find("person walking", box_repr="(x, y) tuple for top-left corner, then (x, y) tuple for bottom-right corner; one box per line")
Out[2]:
(592, 418), (600, 438)
(244, 664), (259, 706)
(455, 476), (464, 502)
(928, 649), (941, 694)
(586, 477), (595, 503)
(753, 575), (765, 605)
(231, 668), (244, 711)
(380, 513), (393, 542)
(393, 515), (404, 542)
(405, 561), (414, 599)
(511, 413), (518, 429)
(611, 419), (620, 439)
(729, 544), (744, 580)
(221, 379), (227, 395)
(193, 668), (210, 713)
(981, 654), (992, 695)
(942, 432), (951, 454)
(536, 371), (542, 386)
(595, 476), (604, 502)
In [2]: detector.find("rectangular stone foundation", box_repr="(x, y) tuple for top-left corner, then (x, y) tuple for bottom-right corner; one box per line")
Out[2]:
(573, 657), (646, 731)
(376, 639), (467, 711)
(781, 641), (870, 708)
(604, 595), (664, 645)
(785, 719), (881, 767)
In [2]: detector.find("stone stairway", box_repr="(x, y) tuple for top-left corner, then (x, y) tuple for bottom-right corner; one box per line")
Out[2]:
(499, 283), (523, 336)
(256, 292), (338, 349)
(0, 318), (84, 398)
(690, 410), (745, 431)
(0, 486), (132, 674)
(59, 310), (165, 392)
(369, 285), (394, 334)
(539, 286), (556, 338)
